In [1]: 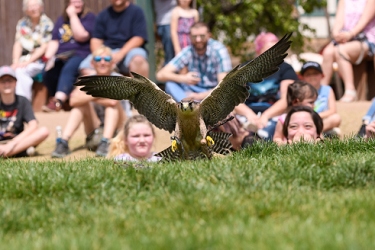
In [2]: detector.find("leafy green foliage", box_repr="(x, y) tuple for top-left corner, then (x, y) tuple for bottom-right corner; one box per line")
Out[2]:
(197, 0), (326, 59)
(1, 138), (375, 249)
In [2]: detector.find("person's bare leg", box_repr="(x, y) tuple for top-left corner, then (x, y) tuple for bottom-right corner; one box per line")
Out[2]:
(80, 68), (96, 76)
(82, 103), (101, 135)
(102, 104), (121, 139)
(116, 102), (126, 130)
(336, 41), (369, 102)
(129, 55), (149, 78)
(321, 43), (336, 85)
(61, 104), (99, 141)
(3, 127), (49, 157)
(61, 108), (84, 141)
(323, 113), (341, 132)
(335, 45), (356, 93)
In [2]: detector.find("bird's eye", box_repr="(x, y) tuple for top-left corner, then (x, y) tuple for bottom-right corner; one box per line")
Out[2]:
(189, 102), (193, 110)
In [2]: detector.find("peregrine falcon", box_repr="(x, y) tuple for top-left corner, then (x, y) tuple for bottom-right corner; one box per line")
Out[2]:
(75, 33), (292, 160)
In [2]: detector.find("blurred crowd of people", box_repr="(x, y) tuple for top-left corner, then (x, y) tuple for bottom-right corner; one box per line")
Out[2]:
(1, 0), (375, 162)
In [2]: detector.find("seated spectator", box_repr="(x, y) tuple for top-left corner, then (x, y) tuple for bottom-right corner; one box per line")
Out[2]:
(154, 0), (176, 65)
(234, 32), (299, 139)
(0, 66), (49, 157)
(156, 22), (232, 102)
(357, 97), (375, 137)
(11, 0), (54, 101)
(320, 0), (375, 102)
(42, 0), (96, 112)
(79, 0), (149, 77)
(273, 80), (318, 145)
(283, 106), (323, 144)
(108, 115), (161, 162)
(300, 61), (341, 135)
(363, 119), (375, 139)
(51, 46), (125, 158)
(216, 113), (260, 150)
(170, 0), (199, 55)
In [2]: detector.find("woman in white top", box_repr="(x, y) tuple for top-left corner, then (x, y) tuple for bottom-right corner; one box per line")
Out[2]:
(11, 0), (54, 101)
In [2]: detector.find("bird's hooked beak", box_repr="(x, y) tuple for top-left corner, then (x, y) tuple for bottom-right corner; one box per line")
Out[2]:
(179, 100), (196, 113)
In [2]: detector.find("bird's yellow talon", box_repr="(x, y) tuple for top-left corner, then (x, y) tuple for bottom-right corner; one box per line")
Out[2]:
(206, 136), (214, 146)
(171, 140), (178, 152)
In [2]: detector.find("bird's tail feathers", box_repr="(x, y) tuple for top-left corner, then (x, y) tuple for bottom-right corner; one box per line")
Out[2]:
(208, 131), (233, 155)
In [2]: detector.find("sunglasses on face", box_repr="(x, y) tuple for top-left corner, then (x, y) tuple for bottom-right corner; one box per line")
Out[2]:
(190, 34), (207, 40)
(93, 56), (112, 62)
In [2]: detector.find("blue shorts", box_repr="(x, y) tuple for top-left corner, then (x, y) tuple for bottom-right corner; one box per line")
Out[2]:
(366, 41), (375, 57)
(79, 47), (148, 70)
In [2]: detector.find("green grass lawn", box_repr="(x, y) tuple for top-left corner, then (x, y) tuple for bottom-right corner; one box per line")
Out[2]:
(1, 139), (375, 249)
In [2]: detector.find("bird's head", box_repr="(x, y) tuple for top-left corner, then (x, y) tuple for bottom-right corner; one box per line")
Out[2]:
(179, 99), (199, 114)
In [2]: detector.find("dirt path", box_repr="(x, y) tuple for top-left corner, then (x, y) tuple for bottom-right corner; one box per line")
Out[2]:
(336, 101), (369, 137)
(30, 111), (172, 161)
(21, 101), (371, 161)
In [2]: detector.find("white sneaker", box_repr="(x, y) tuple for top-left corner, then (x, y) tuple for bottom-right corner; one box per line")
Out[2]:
(26, 146), (36, 156)
(235, 115), (258, 132)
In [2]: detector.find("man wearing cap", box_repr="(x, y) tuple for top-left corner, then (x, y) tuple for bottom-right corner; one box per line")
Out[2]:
(0, 65), (49, 157)
(300, 61), (323, 74)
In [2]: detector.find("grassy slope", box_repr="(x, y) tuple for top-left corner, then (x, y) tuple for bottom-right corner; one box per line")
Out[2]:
(1, 139), (375, 249)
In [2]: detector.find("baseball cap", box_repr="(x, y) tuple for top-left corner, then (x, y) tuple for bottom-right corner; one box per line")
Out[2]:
(300, 61), (323, 75)
(0, 66), (17, 80)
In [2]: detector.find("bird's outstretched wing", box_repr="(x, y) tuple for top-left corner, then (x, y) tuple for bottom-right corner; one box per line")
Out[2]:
(74, 72), (178, 132)
(200, 33), (292, 126)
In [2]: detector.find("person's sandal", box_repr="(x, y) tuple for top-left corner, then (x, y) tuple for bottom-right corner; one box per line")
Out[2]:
(339, 89), (357, 103)
(42, 98), (63, 112)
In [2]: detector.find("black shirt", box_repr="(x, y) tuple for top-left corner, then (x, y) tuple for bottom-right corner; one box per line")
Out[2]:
(0, 95), (35, 140)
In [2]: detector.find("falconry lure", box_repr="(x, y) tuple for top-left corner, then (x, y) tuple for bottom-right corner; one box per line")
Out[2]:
(75, 33), (292, 160)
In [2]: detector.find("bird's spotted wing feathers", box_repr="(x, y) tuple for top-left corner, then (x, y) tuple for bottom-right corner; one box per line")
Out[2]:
(74, 73), (178, 132)
(200, 33), (292, 126)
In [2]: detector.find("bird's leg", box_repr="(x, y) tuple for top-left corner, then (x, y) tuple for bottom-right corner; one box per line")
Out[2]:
(206, 135), (214, 146)
(171, 136), (185, 153)
(171, 140), (178, 152)
(199, 117), (214, 147)
(171, 123), (182, 152)
(204, 116), (234, 147)
(171, 136), (181, 152)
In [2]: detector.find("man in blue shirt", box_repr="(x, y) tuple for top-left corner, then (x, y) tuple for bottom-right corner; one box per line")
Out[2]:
(79, 0), (149, 77)
(156, 22), (232, 102)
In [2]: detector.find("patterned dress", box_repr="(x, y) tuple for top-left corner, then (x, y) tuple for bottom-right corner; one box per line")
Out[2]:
(344, 0), (375, 44)
(177, 16), (195, 49)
